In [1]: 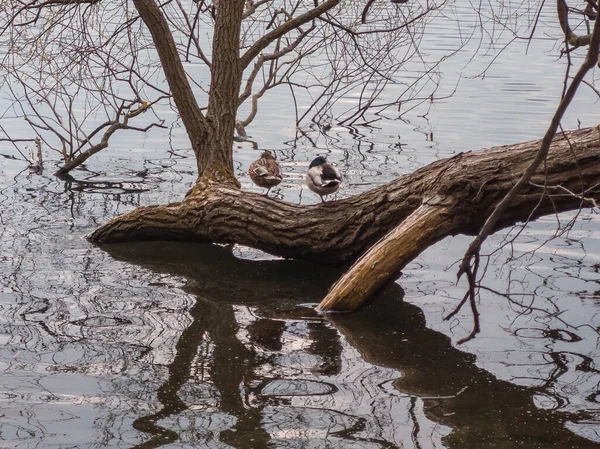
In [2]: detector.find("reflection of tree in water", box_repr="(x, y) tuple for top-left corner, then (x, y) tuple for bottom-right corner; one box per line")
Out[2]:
(109, 242), (600, 449)
(129, 298), (270, 449)
(331, 294), (600, 449)
(1, 170), (599, 448)
(112, 243), (432, 448)
(0, 171), (194, 448)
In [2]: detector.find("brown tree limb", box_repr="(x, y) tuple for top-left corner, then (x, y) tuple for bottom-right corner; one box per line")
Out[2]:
(54, 101), (166, 175)
(132, 0), (210, 170)
(557, 0), (593, 48)
(418, 13), (600, 340)
(203, 0), (246, 182)
(238, 24), (315, 107)
(239, 0), (340, 70)
(242, 0), (272, 19)
(174, 0), (212, 67)
(361, 0), (377, 24)
(457, 8), (600, 281)
(316, 201), (455, 312)
(89, 127), (600, 282)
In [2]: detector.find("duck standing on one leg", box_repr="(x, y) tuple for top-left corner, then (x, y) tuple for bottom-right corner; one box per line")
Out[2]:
(249, 150), (283, 196)
(306, 156), (342, 203)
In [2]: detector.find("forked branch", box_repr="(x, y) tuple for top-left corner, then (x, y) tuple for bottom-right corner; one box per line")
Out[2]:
(452, 2), (600, 341)
(54, 100), (166, 175)
(557, 0), (596, 48)
(240, 0), (340, 69)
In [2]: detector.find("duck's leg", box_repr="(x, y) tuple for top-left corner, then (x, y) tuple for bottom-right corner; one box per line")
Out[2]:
(264, 187), (271, 196)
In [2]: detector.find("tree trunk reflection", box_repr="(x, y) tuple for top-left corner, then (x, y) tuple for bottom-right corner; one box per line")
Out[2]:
(105, 242), (596, 448)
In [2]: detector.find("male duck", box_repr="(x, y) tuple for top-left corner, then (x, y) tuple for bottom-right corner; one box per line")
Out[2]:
(306, 156), (342, 202)
(249, 150), (283, 196)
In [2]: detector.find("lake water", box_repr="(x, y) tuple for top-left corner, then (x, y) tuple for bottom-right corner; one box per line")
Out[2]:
(0, 1), (600, 448)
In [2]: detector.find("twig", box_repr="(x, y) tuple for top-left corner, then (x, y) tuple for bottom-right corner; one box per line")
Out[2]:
(454, 2), (600, 341)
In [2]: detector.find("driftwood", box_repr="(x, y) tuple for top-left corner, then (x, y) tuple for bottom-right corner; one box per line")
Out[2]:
(89, 125), (600, 312)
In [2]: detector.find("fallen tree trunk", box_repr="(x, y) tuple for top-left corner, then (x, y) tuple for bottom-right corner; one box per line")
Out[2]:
(316, 201), (455, 312)
(89, 125), (600, 309)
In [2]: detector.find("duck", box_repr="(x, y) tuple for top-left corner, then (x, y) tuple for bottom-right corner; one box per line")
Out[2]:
(248, 150), (283, 196)
(306, 156), (342, 202)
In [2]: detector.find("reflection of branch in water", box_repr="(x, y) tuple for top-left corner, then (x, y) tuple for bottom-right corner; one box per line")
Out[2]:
(328, 413), (397, 449)
(57, 171), (150, 195)
(408, 396), (423, 449)
(130, 296), (273, 449)
(519, 351), (600, 412)
(100, 241), (600, 448)
(479, 284), (600, 339)
(130, 299), (209, 449)
(208, 302), (271, 448)
(306, 321), (343, 376)
(329, 291), (598, 449)
(131, 417), (179, 449)
(107, 242), (404, 447)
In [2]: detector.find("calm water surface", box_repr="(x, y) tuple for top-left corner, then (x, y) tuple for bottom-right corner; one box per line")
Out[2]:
(1, 1), (600, 448)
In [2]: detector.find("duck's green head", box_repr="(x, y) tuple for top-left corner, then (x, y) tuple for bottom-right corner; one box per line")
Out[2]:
(309, 156), (327, 169)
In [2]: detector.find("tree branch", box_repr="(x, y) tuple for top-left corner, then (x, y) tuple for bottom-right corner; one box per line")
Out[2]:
(131, 0), (209, 159)
(557, 0), (592, 48)
(457, 5), (600, 281)
(242, 0), (273, 19)
(448, 4), (600, 340)
(54, 100), (166, 175)
(89, 126), (600, 277)
(240, 0), (339, 69)
(317, 201), (455, 312)
(238, 24), (314, 106)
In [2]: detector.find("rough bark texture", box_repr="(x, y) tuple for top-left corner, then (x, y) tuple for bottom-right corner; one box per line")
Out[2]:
(316, 203), (455, 312)
(132, 0), (208, 170)
(89, 126), (600, 268)
(204, 0), (245, 182)
(132, 0), (243, 185)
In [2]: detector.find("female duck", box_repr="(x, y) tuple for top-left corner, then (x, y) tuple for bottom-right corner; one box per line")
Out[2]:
(306, 156), (342, 202)
(249, 150), (283, 196)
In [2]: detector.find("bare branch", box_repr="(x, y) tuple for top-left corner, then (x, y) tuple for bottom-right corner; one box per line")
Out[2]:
(55, 100), (166, 175)
(458, 7), (600, 280)
(242, 0), (273, 19)
(132, 0), (209, 150)
(557, 0), (592, 48)
(238, 23), (314, 106)
(240, 0), (339, 69)
(174, 0), (211, 67)
(454, 0), (600, 341)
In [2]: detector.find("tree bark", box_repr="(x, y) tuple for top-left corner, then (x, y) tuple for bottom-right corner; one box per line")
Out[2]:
(132, 0), (209, 172)
(132, 0), (242, 185)
(89, 126), (600, 276)
(316, 202), (455, 312)
(204, 0), (245, 182)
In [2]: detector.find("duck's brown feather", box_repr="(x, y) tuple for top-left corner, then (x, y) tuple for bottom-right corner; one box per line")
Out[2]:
(249, 151), (283, 189)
